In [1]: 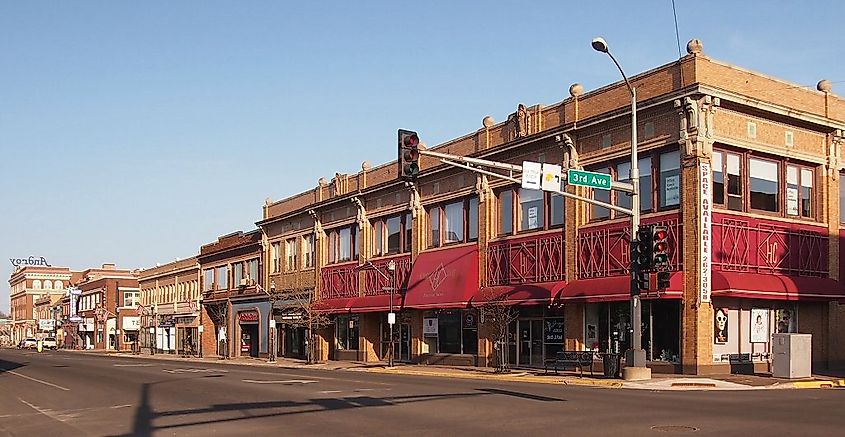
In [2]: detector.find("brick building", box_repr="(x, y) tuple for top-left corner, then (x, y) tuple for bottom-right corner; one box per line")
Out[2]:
(73, 264), (139, 351)
(255, 40), (845, 374)
(138, 257), (201, 355)
(199, 231), (265, 359)
(8, 265), (75, 345)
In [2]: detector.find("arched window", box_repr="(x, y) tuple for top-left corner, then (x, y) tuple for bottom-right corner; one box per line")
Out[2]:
(44, 281), (53, 289)
(32, 280), (42, 289)
(54, 280), (63, 290)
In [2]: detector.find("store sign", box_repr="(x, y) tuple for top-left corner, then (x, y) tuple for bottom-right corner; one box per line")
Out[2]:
(9, 256), (51, 268)
(69, 287), (82, 322)
(544, 319), (564, 343)
(423, 318), (438, 336)
(38, 319), (55, 331)
(122, 316), (140, 331)
(521, 161), (542, 190)
(238, 311), (259, 323)
(699, 162), (712, 303)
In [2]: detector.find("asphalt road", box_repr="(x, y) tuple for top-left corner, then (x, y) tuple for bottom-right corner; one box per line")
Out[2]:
(0, 349), (842, 437)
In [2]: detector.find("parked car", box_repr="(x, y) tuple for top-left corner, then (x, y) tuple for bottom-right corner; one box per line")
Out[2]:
(19, 338), (37, 349)
(41, 337), (57, 350)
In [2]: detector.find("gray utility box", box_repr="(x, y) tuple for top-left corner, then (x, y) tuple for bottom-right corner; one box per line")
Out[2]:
(771, 333), (812, 379)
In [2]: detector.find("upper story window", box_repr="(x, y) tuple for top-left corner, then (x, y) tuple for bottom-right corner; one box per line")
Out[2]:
(303, 234), (315, 268)
(429, 197), (478, 247)
(713, 147), (816, 220)
(233, 261), (244, 286)
(712, 150), (743, 211)
(327, 225), (358, 264)
(840, 173), (845, 225)
(749, 157), (779, 213)
(786, 164), (813, 218)
(590, 149), (680, 221)
(248, 259), (259, 284)
(286, 238), (299, 271)
(372, 213), (412, 256)
(123, 291), (139, 308)
(216, 265), (229, 290)
(499, 188), (563, 234)
(203, 269), (213, 292)
(271, 241), (281, 273)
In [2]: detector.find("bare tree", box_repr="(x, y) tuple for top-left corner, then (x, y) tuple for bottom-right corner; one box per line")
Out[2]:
(204, 300), (229, 359)
(277, 291), (330, 364)
(479, 287), (518, 372)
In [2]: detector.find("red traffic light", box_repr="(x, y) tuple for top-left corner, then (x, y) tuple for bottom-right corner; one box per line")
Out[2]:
(403, 134), (419, 147)
(403, 149), (419, 161)
(654, 230), (667, 241)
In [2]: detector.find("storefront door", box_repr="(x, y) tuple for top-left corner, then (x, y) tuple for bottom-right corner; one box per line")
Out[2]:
(518, 319), (543, 367)
(398, 323), (411, 362)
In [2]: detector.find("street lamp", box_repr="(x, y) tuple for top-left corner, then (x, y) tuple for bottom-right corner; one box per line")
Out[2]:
(268, 280), (277, 363)
(592, 36), (649, 378)
(386, 260), (397, 368)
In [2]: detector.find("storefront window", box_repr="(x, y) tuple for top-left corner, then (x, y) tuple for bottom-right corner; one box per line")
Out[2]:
(438, 311), (462, 354)
(336, 315), (359, 350)
(423, 310), (477, 355)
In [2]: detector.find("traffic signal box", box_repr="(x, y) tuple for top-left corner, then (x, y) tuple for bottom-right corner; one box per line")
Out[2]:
(398, 129), (420, 181)
(632, 224), (672, 294)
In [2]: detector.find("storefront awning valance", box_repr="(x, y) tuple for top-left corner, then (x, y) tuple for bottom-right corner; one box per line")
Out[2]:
(711, 272), (845, 301)
(481, 281), (564, 306)
(558, 273), (683, 303)
(317, 294), (403, 314)
(403, 245), (479, 309)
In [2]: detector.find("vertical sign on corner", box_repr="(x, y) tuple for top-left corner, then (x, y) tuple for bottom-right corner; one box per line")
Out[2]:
(700, 162), (712, 304)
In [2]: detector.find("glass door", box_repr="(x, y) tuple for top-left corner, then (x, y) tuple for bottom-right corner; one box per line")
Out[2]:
(399, 323), (411, 362)
(531, 319), (543, 366)
(518, 321), (531, 366)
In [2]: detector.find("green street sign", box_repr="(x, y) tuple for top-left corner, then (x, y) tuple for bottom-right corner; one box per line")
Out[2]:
(567, 169), (612, 190)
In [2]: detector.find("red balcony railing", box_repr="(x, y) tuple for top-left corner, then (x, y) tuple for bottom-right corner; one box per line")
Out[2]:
(487, 232), (565, 285)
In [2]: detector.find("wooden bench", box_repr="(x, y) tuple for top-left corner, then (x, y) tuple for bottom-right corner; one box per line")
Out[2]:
(544, 351), (595, 376)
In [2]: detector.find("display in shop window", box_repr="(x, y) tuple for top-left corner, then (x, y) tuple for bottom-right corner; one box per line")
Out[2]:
(544, 319), (564, 343)
(776, 309), (796, 333)
(750, 308), (769, 343)
(714, 308), (728, 344)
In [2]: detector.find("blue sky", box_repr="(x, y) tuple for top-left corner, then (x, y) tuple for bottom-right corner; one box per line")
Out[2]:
(2, 0), (843, 313)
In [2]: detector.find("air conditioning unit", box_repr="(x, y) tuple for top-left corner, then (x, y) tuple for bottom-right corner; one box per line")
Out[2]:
(239, 278), (248, 287)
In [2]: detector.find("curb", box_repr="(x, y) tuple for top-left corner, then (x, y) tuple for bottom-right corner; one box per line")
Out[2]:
(788, 379), (845, 389)
(358, 367), (624, 388)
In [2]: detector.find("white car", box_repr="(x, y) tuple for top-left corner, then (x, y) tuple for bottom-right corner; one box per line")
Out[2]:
(41, 337), (57, 350)
(19, 338), (37, 349)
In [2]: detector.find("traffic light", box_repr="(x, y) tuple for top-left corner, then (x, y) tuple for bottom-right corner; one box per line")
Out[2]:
(398, 129), (420, 181)
(630, 228), (652, 294)
(656, 271), (670, 290)
(652, 225), (669, 267)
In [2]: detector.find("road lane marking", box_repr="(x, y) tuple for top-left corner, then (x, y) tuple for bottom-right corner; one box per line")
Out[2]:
(162, 368), (227, 374)
(242, 379), (318, 384)
(113, 363), (153, 367)
(7, 371), (70, 391)
(318, 390), (342, 394)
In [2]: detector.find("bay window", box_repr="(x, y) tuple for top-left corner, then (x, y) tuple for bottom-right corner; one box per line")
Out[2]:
(372, 213), (412, 256)
(328, 226), (358, 264)
(303, 234), (315, 268)
(499, 187), (564, 232)
(749, 158), (779, 213)
(786, 165), (813, 218)
(429, 198), (478, 247)
(659, 150), (680, 209)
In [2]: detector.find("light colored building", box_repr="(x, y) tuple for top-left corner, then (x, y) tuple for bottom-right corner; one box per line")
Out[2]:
(8, 265), (75, 345)
(138, 257), (201, 355)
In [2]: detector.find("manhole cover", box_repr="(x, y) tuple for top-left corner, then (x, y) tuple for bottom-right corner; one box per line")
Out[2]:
(652, 425), (698, 433)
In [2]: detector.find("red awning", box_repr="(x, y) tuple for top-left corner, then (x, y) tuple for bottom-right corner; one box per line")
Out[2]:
(316, 297), (355, 314)
(711, 271), (845, 301)
(403, 245), (479, 309)
(481, 281), (564, 306)
(558, 273), (683, 303)
(317, 294), (403, 314)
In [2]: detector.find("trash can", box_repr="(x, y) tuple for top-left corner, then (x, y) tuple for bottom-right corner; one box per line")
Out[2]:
(603, 353), (620, 378)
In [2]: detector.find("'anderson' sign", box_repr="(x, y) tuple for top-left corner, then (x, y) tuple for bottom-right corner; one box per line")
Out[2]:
(10, 256), (51, 268)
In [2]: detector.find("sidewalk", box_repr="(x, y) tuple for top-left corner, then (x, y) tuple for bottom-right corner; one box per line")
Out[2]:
(63, 349), (845, 391)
